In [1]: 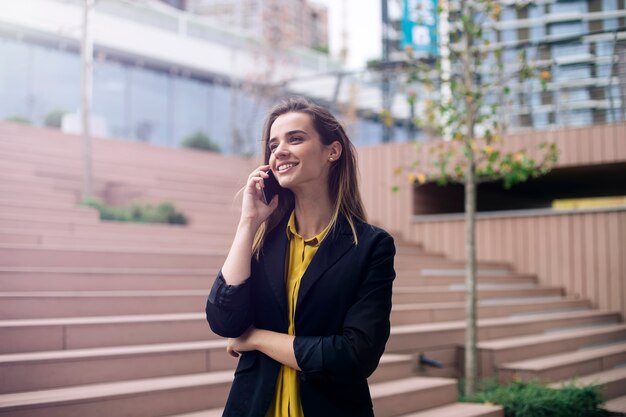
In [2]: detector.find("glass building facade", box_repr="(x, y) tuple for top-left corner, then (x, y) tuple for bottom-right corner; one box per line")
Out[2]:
(495, 0), (625, 129)
(387, 0), (625, 132)
(0, 34), (391, 154)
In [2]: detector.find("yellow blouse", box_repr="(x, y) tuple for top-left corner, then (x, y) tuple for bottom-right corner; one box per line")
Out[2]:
(265, 210), (332, 417)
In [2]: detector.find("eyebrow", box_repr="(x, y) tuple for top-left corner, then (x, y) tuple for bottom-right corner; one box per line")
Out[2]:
(269, 129), (308, 143)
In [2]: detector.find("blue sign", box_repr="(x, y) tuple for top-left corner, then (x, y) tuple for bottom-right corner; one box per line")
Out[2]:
(401, 0), (439, 56)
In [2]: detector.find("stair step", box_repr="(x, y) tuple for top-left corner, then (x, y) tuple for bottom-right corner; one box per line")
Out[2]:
(392, 286), (563, 304)
(478, 324), (626, 376)
(499, 341), (626, 383)
(0, 245), (226, 269)
(0, 371), (233, 417)
(0, 338), (410, 393)
(388, 310), (622, 353)
(395, 274), (537, 286)
(0, 313), (215, 354)
(393, 285), (563, 304)
(0, 230), (231, 252)
(549, 366), (626, 400)
(2, 309), (620, 358)
(371, 377), (457, 417)
(0, 288), (590, 321)
(0, 290), (213, 319)
(0, 235), (220, 249)
(164, 402), (504, 417)
(0, 196), (75, 209)
(603, 394), (626, 414)
(0, 340), (230, 393)
(0, 373), (456, 417)
(0, 268), (221, 291)
(164, 409), (224, 417)
(399, 402), (503, 417)
(370, 354), (416, 383)
(419, 268), (513, 277)
(392, 298), (589, 325)
(0, 205), (99, 221)
(1, 172), (242, 205)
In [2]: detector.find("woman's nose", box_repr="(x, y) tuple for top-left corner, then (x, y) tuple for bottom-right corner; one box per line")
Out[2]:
(274, 142), (289, 157)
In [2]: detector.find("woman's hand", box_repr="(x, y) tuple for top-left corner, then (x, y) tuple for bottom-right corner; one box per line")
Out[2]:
(240, 165), (279, 229)
(227, 326), (258, 358)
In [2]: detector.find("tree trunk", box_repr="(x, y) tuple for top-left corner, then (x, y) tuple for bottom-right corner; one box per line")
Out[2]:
(81, 0), (94, 201)
(464, 158), (478, 397)
(461, 0), (478, 397)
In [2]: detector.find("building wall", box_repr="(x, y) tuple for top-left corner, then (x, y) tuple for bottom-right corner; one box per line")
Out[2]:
(185, 0), (329, 50)
(0, 0), (385, 153)
(357, 122), (626, 320)
(390, 0), (626, 131)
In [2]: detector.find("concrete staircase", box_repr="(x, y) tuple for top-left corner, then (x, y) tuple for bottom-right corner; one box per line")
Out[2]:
(0, 123), (622, 415)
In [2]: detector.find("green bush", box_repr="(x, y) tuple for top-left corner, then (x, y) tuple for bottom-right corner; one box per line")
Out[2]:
(461, 379), (607, 417)
(82, 197), (187, 225)
(180, 131), (221, 153)
(4, 116), (31, 125)
(44, 110), (66, 128)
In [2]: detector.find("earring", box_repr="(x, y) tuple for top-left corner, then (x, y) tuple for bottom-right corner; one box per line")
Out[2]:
(329, 157), (334, 161)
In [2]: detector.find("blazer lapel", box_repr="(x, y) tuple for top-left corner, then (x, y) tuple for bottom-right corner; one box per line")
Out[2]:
(263, 216), (289, 324)
(296, 216), (355, 311)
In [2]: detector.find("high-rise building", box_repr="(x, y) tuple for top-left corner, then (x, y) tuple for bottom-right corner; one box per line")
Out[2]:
(388, 0), (626, 131)
(182, 0), (329, 51)
(492, 0), (625, 129)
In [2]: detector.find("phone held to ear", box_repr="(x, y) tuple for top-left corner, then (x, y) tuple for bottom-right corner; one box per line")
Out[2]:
(262, 170), (281, 205)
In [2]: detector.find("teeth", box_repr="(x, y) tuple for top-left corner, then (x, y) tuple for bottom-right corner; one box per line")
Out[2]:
(279, 163), (296, 171)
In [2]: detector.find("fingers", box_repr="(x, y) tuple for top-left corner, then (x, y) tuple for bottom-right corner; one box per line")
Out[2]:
(248, 165), (270, 180)
(226, 343), (241, 358)
(249, 176), (264, 192)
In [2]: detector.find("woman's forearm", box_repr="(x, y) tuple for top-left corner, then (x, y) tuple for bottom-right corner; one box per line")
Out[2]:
(220, 220), (259, 285)
(253, 329), (300, 371)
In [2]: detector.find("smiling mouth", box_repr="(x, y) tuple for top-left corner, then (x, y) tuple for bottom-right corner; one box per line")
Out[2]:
(277, 163), (298, 173)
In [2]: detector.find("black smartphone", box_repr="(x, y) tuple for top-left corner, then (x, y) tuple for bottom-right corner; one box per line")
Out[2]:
(262, 170), (281, 205)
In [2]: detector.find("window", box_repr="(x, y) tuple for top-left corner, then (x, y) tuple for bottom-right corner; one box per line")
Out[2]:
(558, 109), (592, 126)
(551, 42), (589, 58)
(526, 5), (544, 41)
(532, 111), (549, 129)
(550, 1), (586, 14)
(31, 46), (80, 125)
(93, 59), (128, 138)
(602, 0), (618, 30)
(0, 38), (33, 121)
(172, 76), (210, 147)
(554, 64), (591, 81)
(128, 67), (169, 145)
(549, 21), (585, 37)
(596, 41), (614, 57)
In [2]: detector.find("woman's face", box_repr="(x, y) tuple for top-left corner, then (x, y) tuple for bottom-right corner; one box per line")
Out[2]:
(268, 112), (338, 193)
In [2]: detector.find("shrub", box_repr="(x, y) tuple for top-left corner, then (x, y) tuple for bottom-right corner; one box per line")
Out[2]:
(82, 197), (187, 225)
(461, 379), (607, 417)
(5, 116), (31, 125)
(180, 131), (221, 153)
(44, 110), (66, 128)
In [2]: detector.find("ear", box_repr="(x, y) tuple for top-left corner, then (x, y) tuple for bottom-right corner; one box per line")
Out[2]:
(328, 141), (343, 161)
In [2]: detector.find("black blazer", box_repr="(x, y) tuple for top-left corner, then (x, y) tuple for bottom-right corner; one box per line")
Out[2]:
(205, 213), (396, 417)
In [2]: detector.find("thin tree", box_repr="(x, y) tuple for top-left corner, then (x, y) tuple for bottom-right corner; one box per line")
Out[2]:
(80, 0), (95, 200)
(396, 0), (558, 396)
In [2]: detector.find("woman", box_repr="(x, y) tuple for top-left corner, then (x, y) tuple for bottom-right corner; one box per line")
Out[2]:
(206, 96), (396, 417)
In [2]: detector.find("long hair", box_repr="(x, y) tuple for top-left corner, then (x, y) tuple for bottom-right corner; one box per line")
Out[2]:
(252, 96), (367, 258)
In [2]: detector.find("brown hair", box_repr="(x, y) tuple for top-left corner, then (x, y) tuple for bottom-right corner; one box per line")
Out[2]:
(252, 96), (367, 258)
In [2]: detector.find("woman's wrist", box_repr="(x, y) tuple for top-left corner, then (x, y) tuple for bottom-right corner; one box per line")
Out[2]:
(250, 328), (266, 351)
(238, 217), (261, 233)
